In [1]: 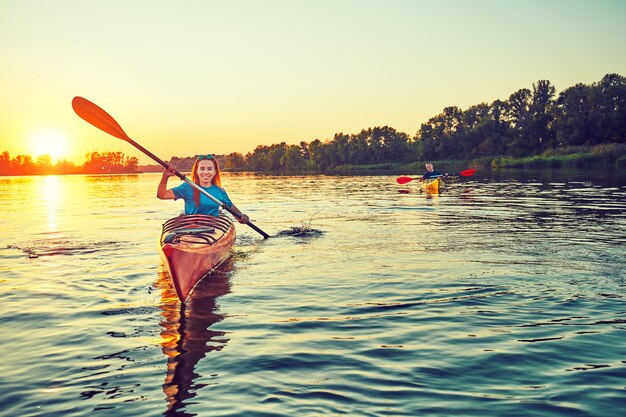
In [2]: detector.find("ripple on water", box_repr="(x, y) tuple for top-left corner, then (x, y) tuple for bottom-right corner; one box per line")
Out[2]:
(1, 173), (625, 416)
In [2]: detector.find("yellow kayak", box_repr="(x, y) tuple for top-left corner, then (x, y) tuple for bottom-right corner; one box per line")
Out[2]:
(422, 177), (444, 194)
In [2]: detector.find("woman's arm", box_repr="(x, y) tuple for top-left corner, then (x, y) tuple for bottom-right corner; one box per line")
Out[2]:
(157, 167), (176, 200)
(229, 204), (249, 223)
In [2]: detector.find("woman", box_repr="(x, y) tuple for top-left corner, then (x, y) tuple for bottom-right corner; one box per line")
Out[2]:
(157, 154), (249, 223)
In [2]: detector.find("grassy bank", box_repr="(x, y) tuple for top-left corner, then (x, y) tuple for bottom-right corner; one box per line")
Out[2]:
(485, 143), (626, 169)
(324, 144), (626, 173)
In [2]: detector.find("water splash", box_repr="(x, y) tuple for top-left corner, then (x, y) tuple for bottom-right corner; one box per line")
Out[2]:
(275, 210), (325, 238)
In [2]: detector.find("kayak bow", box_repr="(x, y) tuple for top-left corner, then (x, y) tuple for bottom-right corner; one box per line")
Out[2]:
(159, 214), (236, 303)
(422, 177), (444, 194)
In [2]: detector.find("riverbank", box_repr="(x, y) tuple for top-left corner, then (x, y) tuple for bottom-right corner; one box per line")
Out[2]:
(4, 144), (622, 177)
(325, 143), (626, 174)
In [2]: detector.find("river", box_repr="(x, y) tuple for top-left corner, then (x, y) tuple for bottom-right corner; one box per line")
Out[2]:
(0, 170), (624, 416)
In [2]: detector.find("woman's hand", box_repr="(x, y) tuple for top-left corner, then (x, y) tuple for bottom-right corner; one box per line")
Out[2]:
(238, 213), (249, 224)
(157, 164), (177, 200)
(162, 164), (176, 178)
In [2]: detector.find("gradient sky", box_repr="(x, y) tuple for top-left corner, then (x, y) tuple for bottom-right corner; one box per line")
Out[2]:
(1, 0), (625, 164)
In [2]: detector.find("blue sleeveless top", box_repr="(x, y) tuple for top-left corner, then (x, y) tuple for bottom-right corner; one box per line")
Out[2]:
(171, 182), (233, 215)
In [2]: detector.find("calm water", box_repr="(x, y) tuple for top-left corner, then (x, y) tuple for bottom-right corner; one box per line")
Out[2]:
(0, 170), (625, 417)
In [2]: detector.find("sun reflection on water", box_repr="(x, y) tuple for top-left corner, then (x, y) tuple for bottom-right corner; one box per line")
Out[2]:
(39, 176), (62, 232)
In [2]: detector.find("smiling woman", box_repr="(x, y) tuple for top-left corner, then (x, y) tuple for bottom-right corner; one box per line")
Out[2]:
(28, 128), (71, 161)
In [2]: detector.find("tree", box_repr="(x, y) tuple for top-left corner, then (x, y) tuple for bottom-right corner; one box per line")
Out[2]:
(504, 88), (533, 155)
(460, 103), (491, 156)
(12, 155), (35, 175)
(597, 73), (626, 143)
(125, 156), (139, 172)
(529, 80), (556, 149)
(307, 139), (330, 171)
(554, 83), (595, 146)
(56, 159), (76, 174)
(82, 151), (139, 173)
(417, 107), (464, 159)
(35, 154), (53, 174)
(347, 134), (370, 164)
(0, 151), (11, 175)
(223, 152), (245, 170)
(280, 145), (306, 171)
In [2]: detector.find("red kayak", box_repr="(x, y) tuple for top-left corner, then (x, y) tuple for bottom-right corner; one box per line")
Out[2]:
(159, 214), (236, 303)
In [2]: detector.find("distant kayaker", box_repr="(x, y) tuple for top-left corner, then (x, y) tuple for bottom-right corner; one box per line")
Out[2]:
(157, 154), (249, 223)
(422, 162), (447, 180)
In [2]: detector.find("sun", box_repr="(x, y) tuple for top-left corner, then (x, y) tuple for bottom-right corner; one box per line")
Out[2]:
(29, 128), (71, 161)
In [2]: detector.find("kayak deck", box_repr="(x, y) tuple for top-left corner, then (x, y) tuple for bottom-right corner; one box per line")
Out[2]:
(422, 177), (444, 194)
(159, 214), (236, 303)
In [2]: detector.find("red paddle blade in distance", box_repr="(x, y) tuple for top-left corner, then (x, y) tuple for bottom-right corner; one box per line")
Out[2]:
(396, 176), (414, 184)
(458, 169), (476, 177)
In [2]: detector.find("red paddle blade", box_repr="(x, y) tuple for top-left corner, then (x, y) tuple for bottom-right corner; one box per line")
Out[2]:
(396, 176), (415, 184)
(458, 169), (476, 177)
(72, 96), (130, 141)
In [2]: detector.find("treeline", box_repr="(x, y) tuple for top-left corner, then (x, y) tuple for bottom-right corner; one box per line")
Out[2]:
(4, 74), (624, 176)
(0, 151), (139, 176)
(210, 73), (625, 172)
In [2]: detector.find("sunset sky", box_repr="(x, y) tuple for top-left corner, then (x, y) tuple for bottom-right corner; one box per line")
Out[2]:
(1, 0), (625, 165)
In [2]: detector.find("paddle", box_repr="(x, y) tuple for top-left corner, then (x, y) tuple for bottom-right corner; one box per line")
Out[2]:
(396, 169), (476, 185)
(71, 96), (270, 239)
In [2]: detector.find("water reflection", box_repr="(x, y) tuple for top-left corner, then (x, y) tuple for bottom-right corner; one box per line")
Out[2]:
(40, 175), (62, 232)
(83, 174), (141, 183)
(2, 172), (625, 417)
(157, 258), (234, 417)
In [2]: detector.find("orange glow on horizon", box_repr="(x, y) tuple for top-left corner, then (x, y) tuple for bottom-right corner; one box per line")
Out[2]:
(28, 128), (72, 162)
